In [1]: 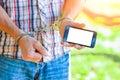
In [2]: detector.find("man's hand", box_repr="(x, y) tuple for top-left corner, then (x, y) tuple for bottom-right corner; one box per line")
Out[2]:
(18, 35), (48, 63)
(59, 19), (85, 49)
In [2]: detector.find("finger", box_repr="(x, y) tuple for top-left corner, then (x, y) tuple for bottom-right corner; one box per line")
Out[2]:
(62, 20), (85, 29)
(69, 22), (85, 29)
(61, 41), (74, 47)
(22, 52), (43, 62)
(33, 42), (48, 56)
(32, 52), (43, 62)
(74, 45), (83, 50)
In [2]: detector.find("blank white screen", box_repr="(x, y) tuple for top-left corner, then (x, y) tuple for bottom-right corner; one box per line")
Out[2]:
(67, 27), (94, 46)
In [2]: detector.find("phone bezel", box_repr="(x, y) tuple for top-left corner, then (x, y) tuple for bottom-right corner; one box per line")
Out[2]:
(63, 25), (97, 48)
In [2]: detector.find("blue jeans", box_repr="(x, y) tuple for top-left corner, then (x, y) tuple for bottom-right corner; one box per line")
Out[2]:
(0, 54), (69, 80)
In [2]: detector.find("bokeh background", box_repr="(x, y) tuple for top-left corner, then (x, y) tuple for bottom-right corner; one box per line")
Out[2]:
(71, 0), (120, 80)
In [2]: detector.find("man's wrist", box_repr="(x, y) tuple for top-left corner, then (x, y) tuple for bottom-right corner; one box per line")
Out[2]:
(16, 33), (28, 43)
(52, 16), (72, 31)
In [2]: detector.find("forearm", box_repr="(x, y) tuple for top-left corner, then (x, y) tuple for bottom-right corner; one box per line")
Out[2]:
(62, 0), (85, 19)
(0, 6), (23, 40)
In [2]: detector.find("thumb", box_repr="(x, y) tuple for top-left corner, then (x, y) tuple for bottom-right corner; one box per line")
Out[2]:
(34, 42), (48, 56)
(70, 22), (85, 29)
(22, 52), (43, 62)
(32, 53), (43, 62)
(61, 19), (85, 29)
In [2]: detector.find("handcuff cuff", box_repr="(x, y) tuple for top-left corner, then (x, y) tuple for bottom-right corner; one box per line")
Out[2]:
(52, 17), (72, 31)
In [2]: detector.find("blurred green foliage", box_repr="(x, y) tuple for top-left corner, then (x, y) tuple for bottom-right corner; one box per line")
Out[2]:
(71, 26), (120, 80)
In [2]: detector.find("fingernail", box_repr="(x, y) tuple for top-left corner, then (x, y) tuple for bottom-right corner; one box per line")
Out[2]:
(44, 51), (49, 56)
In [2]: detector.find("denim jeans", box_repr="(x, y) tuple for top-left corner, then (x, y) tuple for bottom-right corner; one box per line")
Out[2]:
(0, 54), (69, 80)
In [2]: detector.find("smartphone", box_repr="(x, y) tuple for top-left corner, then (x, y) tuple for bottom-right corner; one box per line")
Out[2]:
(63, 25), (97, 48)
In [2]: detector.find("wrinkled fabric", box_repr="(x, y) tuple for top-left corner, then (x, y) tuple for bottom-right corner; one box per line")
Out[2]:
(0, 0), (70, 62)
(0, 53), (69, 80)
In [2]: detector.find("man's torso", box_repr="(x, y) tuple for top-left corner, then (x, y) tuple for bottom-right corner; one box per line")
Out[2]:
(0, 0), (70, 62)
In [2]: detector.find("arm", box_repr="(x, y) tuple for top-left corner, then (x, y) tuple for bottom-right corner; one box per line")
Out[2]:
(0, 6), (47, 62)
(0, 6), (23, 40)
(60, 0), (86, 49)
(62, 0), (85, 19)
